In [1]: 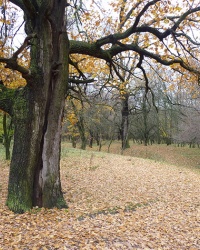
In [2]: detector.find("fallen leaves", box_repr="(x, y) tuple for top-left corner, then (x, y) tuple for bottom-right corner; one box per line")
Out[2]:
(0, 148), (200, 249)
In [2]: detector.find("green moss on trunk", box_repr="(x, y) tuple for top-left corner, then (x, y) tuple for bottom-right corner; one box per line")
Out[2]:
(6, 182), (33, 213)
(6, 1), (69, 213)
(6, 88), (35, 213)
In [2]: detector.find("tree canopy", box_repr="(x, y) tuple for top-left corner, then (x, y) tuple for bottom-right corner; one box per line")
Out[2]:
(1, 0), (200, 86)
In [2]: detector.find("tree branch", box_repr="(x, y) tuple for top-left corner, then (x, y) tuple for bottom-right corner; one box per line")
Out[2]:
(132, 0), (161, 30)
(119, 1), (143, 30)
(174, 32), (200, 46)
(110, 61), (125, 82)
(69, 56), (87, 79)
(162, 6), (200, 39)
(0, 34), (36, 78)
(136, 54), (149, 93)
(70, 37), (200, 76)
(69, 78), (96, 84)
(93, 4), (200, 47)
(12, 33), (36, 59)
(0, 57), (30, 76)
(70, 40), (112, 61)
(119, 42), (200, 75)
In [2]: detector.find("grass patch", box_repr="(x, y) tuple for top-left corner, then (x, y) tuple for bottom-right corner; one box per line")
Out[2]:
(143, 151), (165, 162)
(61, 146), (88, 158)
(124, 201), (149, 212)
(0, 142), (13, 161)
(77, 201), (154, 221)
(0, 144), (5, 160)
(88, 165), (100, 171)
(61, 142), (108, 159)
(195, 165), (200, 170)
(29, 206), (43, 214)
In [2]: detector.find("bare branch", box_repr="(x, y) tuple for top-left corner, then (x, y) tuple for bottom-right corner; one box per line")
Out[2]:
(110, 61), (125, 82)
(69, 57), (87, 79)
(171, 6), (200, 32)
(12, 33), (36, 58)
(136, 54), (149, 92)
(2, 58), (30, 76)
(94, 4), (200, 48)
(132, 0), (160, 30)
(175, 32), (200, 46)
(119, 1), (143, 30)
(69, 78), (96, 84)
(0, 34), (36, 77)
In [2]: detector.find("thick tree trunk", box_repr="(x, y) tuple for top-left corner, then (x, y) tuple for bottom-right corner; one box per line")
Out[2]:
(6, 1), (68, 213)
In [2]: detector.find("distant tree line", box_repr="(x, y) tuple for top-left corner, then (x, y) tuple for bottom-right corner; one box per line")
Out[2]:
(64, 68), (200, 150)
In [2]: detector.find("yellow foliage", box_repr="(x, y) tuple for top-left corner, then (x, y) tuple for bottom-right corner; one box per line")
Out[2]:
(67, 113), (78, 126)
(168, 84), (175, 91)
(0, 0), (29, 88)
(0, 65), (27, 88)
(69, 54), (109, 78)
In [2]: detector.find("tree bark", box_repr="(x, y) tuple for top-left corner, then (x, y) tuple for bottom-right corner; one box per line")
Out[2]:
(3, 0), (200, 213)
(121, 94), (130, 151)
(3, 113), (12, 160)
(71, 100), (87, 150)
(142, 95), (148, 146)
(6, 0), (68, 213)
(89, 130), (93, 148)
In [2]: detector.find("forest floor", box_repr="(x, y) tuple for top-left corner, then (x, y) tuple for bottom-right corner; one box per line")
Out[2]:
(0, 143), (200, 249)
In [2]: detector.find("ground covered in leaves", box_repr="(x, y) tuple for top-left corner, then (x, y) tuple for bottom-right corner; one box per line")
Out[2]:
(0, 144), (200, 249)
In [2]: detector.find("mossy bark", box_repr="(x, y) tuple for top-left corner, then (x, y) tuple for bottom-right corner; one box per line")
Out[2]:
(3, 113), (13, 160)
(6, 87), (35, 212)
(6, 0), (68, 213)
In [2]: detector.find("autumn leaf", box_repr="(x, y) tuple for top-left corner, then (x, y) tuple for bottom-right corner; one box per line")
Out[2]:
(1, 143), (200, 249)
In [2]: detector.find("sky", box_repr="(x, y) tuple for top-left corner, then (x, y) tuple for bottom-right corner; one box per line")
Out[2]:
(11, 5), (25, 49)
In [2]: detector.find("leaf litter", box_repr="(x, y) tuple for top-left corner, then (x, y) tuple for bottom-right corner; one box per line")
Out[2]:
(0, 151), (200, 249)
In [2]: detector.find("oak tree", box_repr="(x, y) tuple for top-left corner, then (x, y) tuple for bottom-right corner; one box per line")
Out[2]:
(0, 0), (200, 212)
